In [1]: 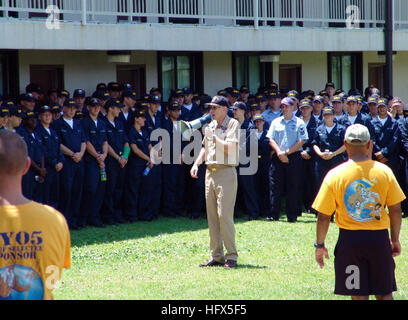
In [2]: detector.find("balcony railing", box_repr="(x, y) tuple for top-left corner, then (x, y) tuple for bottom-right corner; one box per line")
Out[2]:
(0, 0), (406, 29)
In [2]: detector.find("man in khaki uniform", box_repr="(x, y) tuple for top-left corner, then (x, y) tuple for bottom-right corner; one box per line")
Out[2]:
(191, 95), (240, 268)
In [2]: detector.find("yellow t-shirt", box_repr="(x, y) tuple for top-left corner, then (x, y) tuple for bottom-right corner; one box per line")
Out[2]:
(0, 201), (70, 300)
(312, 160), (406, 230)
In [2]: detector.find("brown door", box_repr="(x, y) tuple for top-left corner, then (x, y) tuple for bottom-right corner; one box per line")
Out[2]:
(368, 63), (386, 95)
(30, 65), (64, 105)
(279, 64), (302, 92)
(117, 65), (146, 98)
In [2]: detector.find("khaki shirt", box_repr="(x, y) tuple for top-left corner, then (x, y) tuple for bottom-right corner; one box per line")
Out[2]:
(203, 115), (240, 167)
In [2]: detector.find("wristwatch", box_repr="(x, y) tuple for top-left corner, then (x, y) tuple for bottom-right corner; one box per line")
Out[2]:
(314, 241), (325, 249)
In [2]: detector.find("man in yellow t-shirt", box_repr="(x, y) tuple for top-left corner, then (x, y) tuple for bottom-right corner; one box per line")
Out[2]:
(312, 124), (405, 300)
(0, 131), (70, 300)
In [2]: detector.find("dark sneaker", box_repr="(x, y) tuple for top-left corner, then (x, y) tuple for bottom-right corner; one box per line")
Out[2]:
(224, 260), (237, 268)
(199, 259), (225, 267)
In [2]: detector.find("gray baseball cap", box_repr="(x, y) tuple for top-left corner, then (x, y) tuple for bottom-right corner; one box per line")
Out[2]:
(345, 124), (371, 146)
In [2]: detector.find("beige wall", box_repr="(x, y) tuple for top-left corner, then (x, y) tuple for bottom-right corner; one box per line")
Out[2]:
(19, 50), (157, 96)
(203, 52), (232, 96)
(392, 51), (408, 102)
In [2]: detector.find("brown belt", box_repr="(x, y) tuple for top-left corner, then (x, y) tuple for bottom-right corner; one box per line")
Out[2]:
(207, 165), (235, 172)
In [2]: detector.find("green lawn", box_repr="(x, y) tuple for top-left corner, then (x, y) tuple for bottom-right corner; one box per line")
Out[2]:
(53, 214), (408, 300)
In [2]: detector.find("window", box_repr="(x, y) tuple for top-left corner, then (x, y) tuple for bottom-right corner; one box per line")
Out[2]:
(279, 64), (302, 93)
(0, 50), (19, 98)
(117, 64), (146, 98)
(233, 53), (272, 94)
(158, 52), (203, 101)
(30, 65), (64, 102)
(328, 53), (363, 93)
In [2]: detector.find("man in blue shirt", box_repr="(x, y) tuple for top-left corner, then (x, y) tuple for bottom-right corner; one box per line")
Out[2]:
(337, 96), (375, 139)
(298, 99), (320, 215)
(53, 99), (87, 230)
(80, 98), (108, 228)
(267, 97), (308, 222)
(371, 98), (401, 178)
(35, 105), (64, 210)
(101, 98), (130, 225)
(233, 101), (259, 220)
(262, 91), (282, 126)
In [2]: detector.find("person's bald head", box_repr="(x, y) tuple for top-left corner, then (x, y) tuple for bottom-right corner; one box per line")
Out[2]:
(0, 131), (29, 176)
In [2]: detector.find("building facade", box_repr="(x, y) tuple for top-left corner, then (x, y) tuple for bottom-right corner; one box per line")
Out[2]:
(1, 0), (407, 100)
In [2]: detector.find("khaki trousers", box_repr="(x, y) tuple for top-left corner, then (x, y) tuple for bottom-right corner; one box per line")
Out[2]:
(205, 166), (238, 262)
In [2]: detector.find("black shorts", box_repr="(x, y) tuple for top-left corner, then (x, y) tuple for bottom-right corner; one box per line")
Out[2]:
(334, 229), (397, 296)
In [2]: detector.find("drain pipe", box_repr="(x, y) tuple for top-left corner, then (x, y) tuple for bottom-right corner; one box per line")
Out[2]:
(385, 0), (394, 97)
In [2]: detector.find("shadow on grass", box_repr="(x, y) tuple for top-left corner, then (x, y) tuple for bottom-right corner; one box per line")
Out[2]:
(70, 216), (252, 247)
(69, 209), (320, 247)
(235, 264), (268, 270)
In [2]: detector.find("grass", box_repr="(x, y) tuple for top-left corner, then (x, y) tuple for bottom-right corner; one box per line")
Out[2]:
(53, 214), (408, 300)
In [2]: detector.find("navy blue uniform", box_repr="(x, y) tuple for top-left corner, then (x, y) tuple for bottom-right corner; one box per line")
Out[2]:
(299, 116), (320, 214)
(102, 117), (129, 223)
(360, 101), (369, 114)
(398, 117), (408, 216)
(312, 123), (347, 189)
(180, 103), (202, 122)
(180, 104), (206, 218)
(80, 115), (108, 227)
(124, 126), (150, 221)
(53, 117), (87, 228)
(268, 115), (308, 222)
(236, 119), (260, 219)
(371, 116), (401, 179)
(118, 109), (134, 133)
(16, 127), (45, 202)
(34, 124), (64, 209)
(141, 111), (163, 220)
(254, 128), (272, 217)
(162, 119), (185, 217)
(337, 112), (375, 140)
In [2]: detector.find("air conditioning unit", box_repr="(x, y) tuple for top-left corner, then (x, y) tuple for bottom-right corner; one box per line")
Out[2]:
(107, 51), (131, 63)
(260, 54), (280, 63)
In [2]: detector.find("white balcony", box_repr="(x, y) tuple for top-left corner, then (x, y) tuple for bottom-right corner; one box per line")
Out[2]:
(0, 0), (394, 27)
(0, 0), (406, 51)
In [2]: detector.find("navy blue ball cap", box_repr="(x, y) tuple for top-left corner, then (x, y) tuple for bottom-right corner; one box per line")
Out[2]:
(63, 99), (77, 108)
(206, 95), (229, 108)
(96, 83), (107, 91)
(232, 101), (247, 111)
(107, 82), (121, 91)
(183, 87), (193, 95)
(58, 90), (70, 99)
(51, 103), (61, 113)
(168, 101), (181, 111)
(21, 111), (37, 119)
(73, 89), (86, 98)
(92, 90), (110, 101)
(149, 95), (161, 104)
(25, 83), (41, 93)
(122, 90), (138, 100)
(38, 105), (53, 114)
(105, 98), (124, 109)
(20, 93), (35, 102)
(87, 97), (102, 107)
